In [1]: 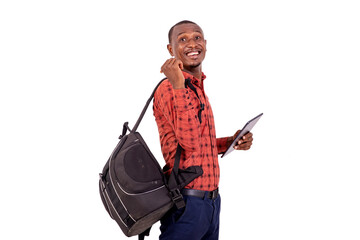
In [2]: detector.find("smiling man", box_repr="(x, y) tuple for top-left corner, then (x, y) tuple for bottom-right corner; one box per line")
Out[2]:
(153, 20), (253, 240)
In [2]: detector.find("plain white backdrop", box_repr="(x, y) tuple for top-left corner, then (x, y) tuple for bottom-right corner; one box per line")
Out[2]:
(1, 0), (359, 239)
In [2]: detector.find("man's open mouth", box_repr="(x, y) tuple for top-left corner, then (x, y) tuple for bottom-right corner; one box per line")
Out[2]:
(186, 50), (201, 58)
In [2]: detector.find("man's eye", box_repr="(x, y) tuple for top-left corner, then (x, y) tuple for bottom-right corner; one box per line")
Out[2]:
(180, 38), (186, 42)
(195, 36), (201, 40)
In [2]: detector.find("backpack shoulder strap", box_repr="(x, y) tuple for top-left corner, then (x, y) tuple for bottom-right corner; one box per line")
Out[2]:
(132, 78), (200, 210)
(132, 78), (166, 132)
(167, 144), (186, 209)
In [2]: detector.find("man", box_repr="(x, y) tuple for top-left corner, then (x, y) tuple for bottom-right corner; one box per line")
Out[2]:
(153, 20), (253, 240)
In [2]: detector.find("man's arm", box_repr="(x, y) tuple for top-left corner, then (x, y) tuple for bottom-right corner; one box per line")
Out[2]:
(154, 58), (200, 152)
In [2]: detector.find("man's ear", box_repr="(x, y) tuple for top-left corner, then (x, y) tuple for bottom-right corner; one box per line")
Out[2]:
(167, 44), (174, 57)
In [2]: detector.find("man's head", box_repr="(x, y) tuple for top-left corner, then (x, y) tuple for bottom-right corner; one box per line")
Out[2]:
(167, 20), (207, 71)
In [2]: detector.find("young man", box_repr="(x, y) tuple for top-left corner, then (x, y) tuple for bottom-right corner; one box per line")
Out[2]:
(153, 20), (253, 240)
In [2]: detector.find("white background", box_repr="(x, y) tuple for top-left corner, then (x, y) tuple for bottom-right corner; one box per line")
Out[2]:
(1, 0), (359, 239)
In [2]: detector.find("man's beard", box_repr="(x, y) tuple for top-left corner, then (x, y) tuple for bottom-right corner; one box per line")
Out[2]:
(188, 62), (201, 69)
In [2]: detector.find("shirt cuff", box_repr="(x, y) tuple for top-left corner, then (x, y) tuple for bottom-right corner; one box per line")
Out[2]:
(217, 137), (230, 154)
(173, 88), (193, 112)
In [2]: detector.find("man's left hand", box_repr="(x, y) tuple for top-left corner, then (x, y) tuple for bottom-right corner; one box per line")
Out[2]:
(231, 130), (253, 150)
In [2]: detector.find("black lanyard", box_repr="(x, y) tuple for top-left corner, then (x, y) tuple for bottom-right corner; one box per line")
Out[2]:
(185, 78), (205, 124)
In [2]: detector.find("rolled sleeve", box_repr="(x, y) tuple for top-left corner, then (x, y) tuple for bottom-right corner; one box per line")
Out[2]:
(216, 137), (230, 154)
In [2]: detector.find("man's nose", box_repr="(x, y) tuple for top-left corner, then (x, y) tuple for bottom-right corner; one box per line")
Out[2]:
(187, 38), (196, 48)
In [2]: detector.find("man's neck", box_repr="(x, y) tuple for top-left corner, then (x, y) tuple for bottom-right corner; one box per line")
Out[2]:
(183, 66), (203, 80)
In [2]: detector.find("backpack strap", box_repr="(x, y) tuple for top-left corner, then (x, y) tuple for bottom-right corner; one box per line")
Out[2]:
(131, 78), (202, 210)
(120, 78), (202, 240)
(138, 227), (151, 240)
(130, 78), (185, 209)
(167, 144), (186, 209)
(132, 77), (204, 131)
(132, 78), (167, 132)
(166, 79), (205, 208)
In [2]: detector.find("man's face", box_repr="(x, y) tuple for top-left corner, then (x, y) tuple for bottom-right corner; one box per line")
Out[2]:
(168, 23), (207, 70)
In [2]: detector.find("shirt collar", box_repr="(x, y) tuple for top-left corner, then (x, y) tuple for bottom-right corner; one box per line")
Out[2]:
(182, 71), (206, 88)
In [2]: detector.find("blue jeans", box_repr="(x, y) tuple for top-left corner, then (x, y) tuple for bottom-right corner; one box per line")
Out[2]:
(159, 193), (221, 240)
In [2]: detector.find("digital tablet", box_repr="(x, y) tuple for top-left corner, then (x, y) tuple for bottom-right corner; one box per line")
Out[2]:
(221, 113), (263, 158)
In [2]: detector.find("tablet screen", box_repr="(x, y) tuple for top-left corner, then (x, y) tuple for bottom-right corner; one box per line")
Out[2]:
(221, 113), (263, 158)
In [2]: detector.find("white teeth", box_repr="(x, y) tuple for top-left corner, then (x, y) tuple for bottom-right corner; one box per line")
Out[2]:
(187, 52), (199, 56)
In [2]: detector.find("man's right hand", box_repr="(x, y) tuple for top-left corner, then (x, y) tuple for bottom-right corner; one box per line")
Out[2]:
(160, 58), (185, 89)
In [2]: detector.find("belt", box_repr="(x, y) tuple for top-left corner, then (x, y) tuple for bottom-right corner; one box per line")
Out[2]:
(181, 188), (219, 200)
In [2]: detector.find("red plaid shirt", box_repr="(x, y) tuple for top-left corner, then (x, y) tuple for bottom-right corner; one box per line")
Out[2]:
(153, 71), (228, 191)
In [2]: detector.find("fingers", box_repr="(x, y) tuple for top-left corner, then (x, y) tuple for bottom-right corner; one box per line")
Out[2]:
(234, 132), (253, 150)
(239, 132), (252, 143)
(234, 132), (252, 145)
(160, 58), (185, 89)
(178, 60), (183, 70)
(160, 58), (183, 73)
(234, 140), (252, 150)
(235, 144), (251, 150)
(243, 132), (253, 139)
(160, 58), (175, 73)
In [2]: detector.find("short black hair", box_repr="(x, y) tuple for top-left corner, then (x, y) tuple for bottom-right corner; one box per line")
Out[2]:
(168, 20), (198, 43)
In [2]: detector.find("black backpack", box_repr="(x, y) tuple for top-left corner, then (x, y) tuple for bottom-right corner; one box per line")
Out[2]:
(99, 79), (203, 239)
